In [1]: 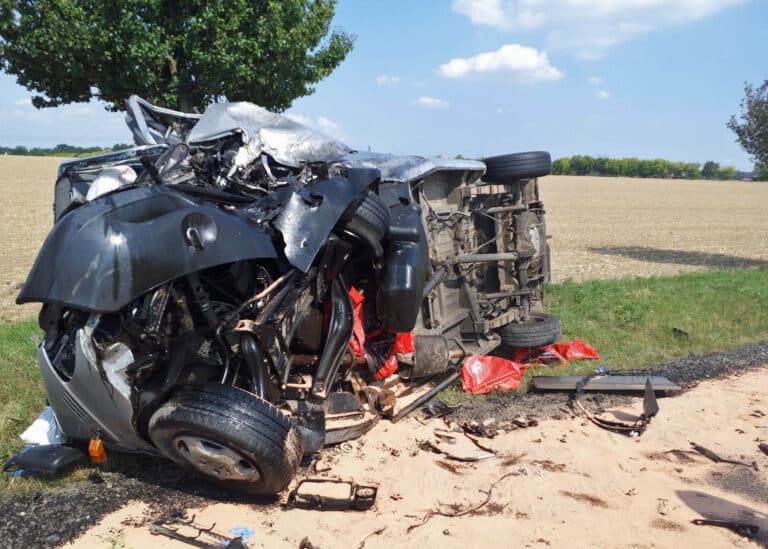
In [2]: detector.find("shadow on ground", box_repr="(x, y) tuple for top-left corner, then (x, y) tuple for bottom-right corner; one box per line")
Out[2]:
(588, 246), (768, 270)
(677, 490), (767, 547)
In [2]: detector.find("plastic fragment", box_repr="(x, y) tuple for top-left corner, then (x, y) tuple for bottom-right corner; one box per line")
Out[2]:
(461, 356), (528, 394)
(88, 438), (107, 464)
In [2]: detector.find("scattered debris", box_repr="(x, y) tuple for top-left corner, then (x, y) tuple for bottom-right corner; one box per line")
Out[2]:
(672, 327), (690, 338)
(656, 498), (671, 516)
(690, 442), (758, 470)
(286, 478), (378, 511)
(407, 471), (519, 532)
(435, 460), (466, 475)
(3, 445), (87, 477)
(19, 406), (66, 446)
(420, 431), (497, 462)
(559, 491), (609, 508)
(357, 527), (386, 548)
(759, 443), (768, 457)
(651, 518), (685, 532)
(299, 537), (319, 549)
(149, 513), (248, 548)
(625, 488), (638, 496)
(691, 518), (759, 539)
(532, 375), (680, 393)
(421, 401), (457, 420)
(571, 378), (659, 436)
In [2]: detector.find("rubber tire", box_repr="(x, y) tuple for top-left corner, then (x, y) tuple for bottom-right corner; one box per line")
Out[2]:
(482, 151), (552, 183)
(350, 191), (390, 239)
(497, 313), (562, 348)
(148, 384), (303, 495)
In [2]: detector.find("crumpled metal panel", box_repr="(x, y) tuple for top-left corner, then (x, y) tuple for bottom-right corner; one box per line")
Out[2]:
(187, 102), (352, 168)
(337, 151), (486, 183)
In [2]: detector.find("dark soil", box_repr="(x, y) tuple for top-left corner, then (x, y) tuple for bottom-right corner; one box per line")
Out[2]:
(0, 459), (279, 548)
(449, 341), (768, 426)
(1, 342), (766, 548)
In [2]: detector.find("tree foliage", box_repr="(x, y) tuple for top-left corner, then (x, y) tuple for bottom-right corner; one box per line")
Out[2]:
(701, 160), (720, 180)
(552, 155), (739, 180)
(727, 80), (768, 166)
(0, 0), (354, 112)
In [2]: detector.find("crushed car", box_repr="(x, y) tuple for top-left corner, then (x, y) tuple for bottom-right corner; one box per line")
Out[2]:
(16, 96), (560, 494)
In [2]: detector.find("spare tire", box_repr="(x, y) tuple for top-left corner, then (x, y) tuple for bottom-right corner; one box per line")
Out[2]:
(148, 383), (303, 495)
(482, 151), (551, 183)
(497, 313), (561, 348)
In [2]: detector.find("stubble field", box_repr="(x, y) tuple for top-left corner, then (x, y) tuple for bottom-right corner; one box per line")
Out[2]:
(1, 157), (767, 322)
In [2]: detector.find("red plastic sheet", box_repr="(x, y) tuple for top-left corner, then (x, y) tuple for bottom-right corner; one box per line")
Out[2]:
(347, 287), (413, 380)
(461, 355), (529, 394)
(509, 339), (599, 365)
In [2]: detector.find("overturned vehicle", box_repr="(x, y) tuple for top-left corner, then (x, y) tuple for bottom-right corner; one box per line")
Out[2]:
(18, 97), (560, 494)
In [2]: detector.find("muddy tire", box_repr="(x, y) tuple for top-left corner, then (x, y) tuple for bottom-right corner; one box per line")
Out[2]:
(482, 151), (551, 183)
(148, 384), (302, 495)
(497, 313), (561, 348)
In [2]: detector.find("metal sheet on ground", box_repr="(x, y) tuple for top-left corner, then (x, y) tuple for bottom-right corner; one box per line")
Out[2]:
(532, 375), (681, 392)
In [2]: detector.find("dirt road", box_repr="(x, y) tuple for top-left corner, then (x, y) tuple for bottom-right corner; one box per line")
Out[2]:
(71, 366), (768, 548)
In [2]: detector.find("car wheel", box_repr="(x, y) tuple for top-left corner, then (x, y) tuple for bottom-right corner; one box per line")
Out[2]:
(497, 313), (561, 348)
(482, 151), (552, 183)
(148, 383), (303, 495)
(339, 191), (391, 256)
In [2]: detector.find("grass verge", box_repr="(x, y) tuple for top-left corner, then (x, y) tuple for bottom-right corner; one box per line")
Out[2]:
(1, 268), (767, 492)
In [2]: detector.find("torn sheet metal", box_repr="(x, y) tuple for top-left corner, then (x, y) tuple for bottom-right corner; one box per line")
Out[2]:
(338, 151), (486, 183)
(188, 102), (352, 167)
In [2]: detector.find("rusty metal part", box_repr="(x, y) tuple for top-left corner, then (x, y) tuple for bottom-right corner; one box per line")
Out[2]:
(391, 370), (461, 423)
(690, 442), (758, 470)
(691, 518), (759, 539)
(286, 478), (378, 511)
(149, 513), (248, 548)
(571, 377), (659, 436)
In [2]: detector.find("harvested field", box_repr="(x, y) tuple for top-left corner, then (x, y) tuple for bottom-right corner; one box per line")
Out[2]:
(0, 156), (59, 322)
(1, 157), (768, 320)
(544, 175), (768, 282)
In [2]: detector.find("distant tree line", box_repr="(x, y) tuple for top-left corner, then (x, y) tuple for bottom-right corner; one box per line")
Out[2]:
(0, 143), (133, 157)
(550, 155), (756, 181)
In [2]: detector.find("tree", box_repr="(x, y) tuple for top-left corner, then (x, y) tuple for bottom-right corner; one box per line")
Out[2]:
(701, 161), (720, 180)
(717, 166), (736, 180)
(0, 1), (354, 112)
(727, 80), (768, 167)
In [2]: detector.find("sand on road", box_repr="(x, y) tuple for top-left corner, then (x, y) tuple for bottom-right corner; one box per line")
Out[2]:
(73, 366), (768, 549)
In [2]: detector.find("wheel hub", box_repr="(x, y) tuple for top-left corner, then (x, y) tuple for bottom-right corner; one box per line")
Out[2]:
(173, 435), (261, 481)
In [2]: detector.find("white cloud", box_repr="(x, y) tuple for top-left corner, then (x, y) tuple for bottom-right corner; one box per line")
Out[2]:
(587, 76), (604, 86)
(596, 89), (610, 99)
(14, 98), (32, 106)
(417, 96), (450, 109)
(376, 75), (400, 87)
(452, 0), (747, 58)
(285, 112), (347, 140)
(437, 44), (562, 81)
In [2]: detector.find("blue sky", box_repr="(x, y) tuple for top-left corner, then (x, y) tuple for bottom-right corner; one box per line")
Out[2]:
(0, 0), (765, 170)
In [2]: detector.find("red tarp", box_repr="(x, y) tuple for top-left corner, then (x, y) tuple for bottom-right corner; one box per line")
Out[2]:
(461, 355), (529, 394)
(462, 339), (600, 394)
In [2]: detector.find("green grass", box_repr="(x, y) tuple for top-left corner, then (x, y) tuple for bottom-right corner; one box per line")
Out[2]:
(1, 268), (768, 492)
(546, 268), (768, 376)
(441, 268), (768, 403)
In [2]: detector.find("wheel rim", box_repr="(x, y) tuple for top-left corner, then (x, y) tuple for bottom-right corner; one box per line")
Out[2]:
(172, 435), (261, 481)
